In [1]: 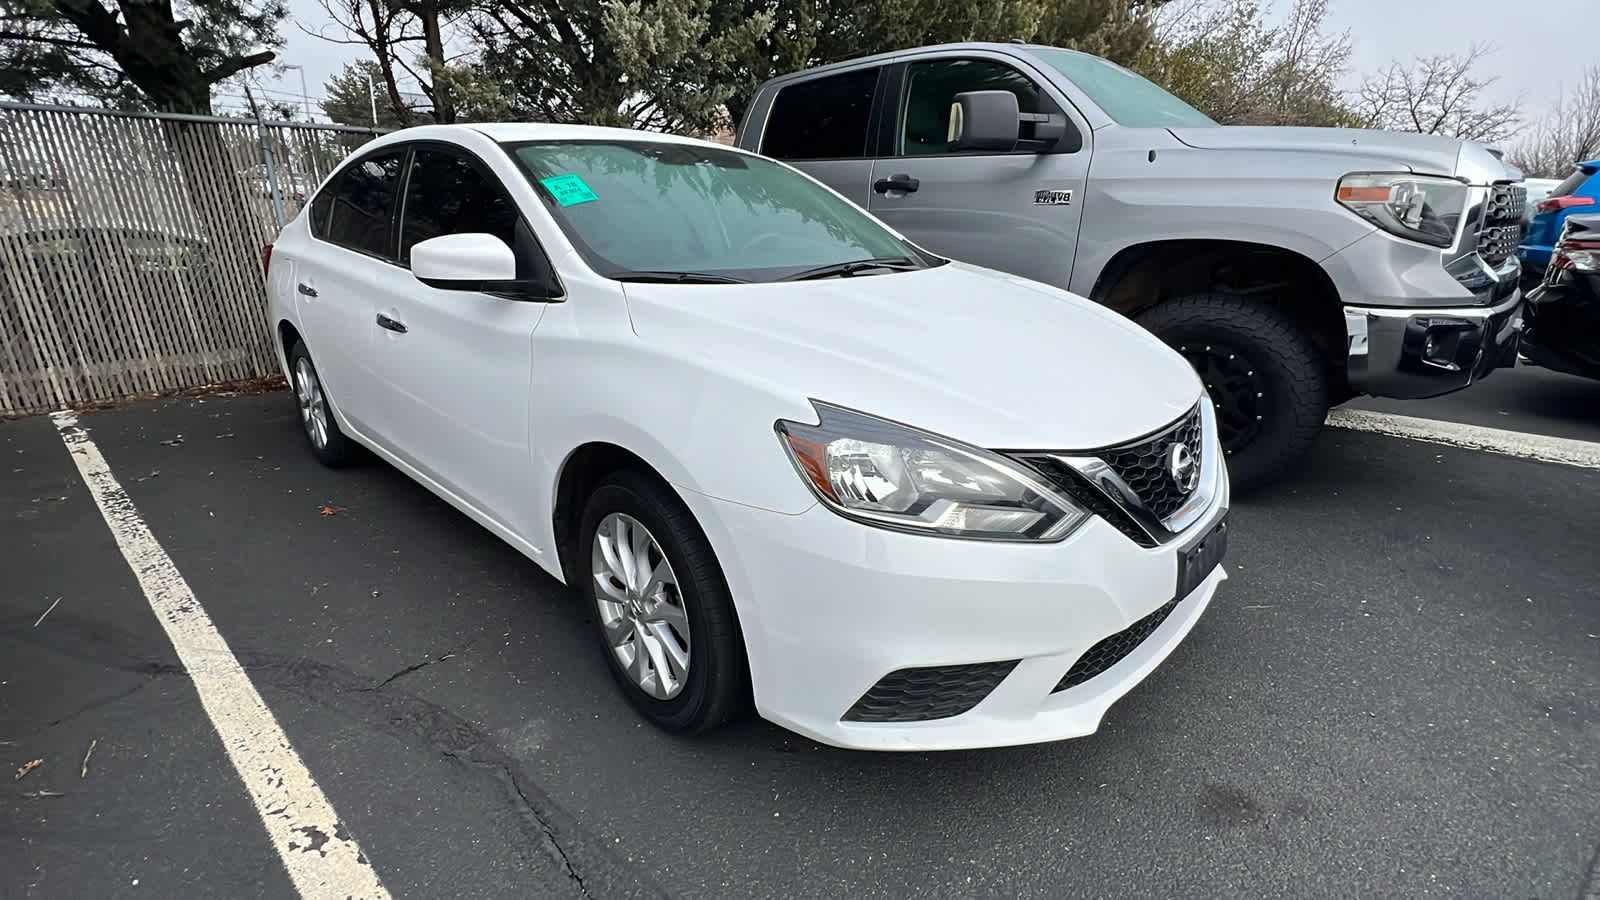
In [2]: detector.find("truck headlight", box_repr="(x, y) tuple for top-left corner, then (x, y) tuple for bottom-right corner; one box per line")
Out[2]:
(776, 402), (1089, 541)
(1336, 173), (1469, 248)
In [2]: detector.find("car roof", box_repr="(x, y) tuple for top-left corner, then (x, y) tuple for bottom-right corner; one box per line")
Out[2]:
(753, 41), (1083, 89)
(360, 122), (730, 151)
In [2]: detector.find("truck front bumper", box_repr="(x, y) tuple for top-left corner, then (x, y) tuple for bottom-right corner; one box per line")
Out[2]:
(1343, 289), (1523, 400)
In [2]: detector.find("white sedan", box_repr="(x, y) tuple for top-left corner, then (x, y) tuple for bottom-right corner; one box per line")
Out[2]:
(263, 123), (1230, 751)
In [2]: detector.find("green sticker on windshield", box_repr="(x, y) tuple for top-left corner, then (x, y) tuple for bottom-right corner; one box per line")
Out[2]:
(540, 174), (598, 207)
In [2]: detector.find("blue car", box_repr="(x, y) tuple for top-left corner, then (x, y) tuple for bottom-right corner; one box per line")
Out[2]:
(1520, 160), (1600, 277)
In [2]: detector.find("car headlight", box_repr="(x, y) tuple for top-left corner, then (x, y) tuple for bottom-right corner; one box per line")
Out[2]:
(1336, 173), (1469, 248)
(775, 402), (1089, 541)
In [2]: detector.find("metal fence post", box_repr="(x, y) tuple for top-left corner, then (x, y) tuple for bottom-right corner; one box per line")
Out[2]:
(256, 119), (286, 227)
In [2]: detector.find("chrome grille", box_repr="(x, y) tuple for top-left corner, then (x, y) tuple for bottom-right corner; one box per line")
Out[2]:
(1486, 183), (1526, 222)
(1097, 405), (1204, 521)
(1478, 183), (1527, 265)
(1478, 224), (1520, 263)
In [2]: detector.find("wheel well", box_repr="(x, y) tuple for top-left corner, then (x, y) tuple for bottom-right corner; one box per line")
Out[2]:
(1090, 240), (1351, 399)
(551, 442), (661, 585)
(277, 320), (302, 371)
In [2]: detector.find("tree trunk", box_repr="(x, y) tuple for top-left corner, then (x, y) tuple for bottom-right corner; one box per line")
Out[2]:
(420, 0), (455, 123)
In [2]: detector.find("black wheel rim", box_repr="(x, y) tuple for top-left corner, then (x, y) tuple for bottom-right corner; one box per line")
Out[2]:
(1178, 342), (1262, 454)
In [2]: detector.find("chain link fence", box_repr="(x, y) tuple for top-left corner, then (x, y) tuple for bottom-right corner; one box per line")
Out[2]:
(0, 102), (386, 415)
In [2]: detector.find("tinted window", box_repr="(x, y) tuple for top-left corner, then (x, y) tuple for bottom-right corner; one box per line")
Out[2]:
(400, 148), (520, 263)
(899, 59), (1050, 156)
(322, 150), (405, 257)
(507, 140), (928, 283)
(761, 68), (880, 160)
(1028, 48), (1217, 129)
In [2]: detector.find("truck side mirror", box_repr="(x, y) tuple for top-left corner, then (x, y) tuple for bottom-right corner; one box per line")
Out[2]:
(949, 90), (1021, 153)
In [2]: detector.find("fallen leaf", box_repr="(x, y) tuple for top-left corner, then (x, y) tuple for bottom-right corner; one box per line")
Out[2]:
(23, 791), (63, 799)
(216, 432), (235, 439)
(81, 739), (97, 778)
(320, 506), (344, 517)
(15, 759), (42, 780)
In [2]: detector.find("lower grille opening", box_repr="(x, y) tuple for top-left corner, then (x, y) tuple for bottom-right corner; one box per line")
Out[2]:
(842, 660), (1020, 723)
(1052, 598), (1180, 693)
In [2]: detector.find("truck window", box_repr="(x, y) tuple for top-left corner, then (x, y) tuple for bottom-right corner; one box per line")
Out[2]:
(760, 68), (881, 161)
(1027, 48), (1216, 128)
(898, 59), (1051, 156)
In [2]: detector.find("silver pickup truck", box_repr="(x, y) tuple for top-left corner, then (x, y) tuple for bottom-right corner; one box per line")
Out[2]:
(733, 41), (1526, 490)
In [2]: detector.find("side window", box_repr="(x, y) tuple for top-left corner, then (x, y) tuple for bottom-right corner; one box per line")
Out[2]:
(399, 148), (521, 264)
(760, 67), (881, 161)
(898, 59), (1053, 156)
(321, 149), (405, 258)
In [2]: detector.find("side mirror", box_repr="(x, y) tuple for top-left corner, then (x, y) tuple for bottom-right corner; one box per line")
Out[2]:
(411, 233), (517, 291)
(949, 90), (1021, 153)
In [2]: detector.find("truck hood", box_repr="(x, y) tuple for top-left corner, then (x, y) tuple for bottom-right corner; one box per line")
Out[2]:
(620, 262), (1202, 450)
(1167, 126), (1476, 179)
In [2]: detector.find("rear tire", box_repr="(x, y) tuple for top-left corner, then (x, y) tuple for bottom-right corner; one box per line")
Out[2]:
(1136, 295), (1329, 493)
(578, 469), (748, 734)
(287, 340), (359, 468)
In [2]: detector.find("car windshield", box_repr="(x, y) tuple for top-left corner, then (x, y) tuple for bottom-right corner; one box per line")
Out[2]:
(1027, 48), (1218, 129)
(505, 140), (935, 283)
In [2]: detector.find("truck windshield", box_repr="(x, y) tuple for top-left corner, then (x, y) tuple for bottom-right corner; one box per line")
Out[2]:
(1028, 49), (1218, 129)
(504, 140), (934, 284)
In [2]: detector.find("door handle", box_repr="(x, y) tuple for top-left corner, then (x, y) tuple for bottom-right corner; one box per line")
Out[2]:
(297, 282), (318, 298)
(873, 174), (920, 195)
(375, 313), (408, 334)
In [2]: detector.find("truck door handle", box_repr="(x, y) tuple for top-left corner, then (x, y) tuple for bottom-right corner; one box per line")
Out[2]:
(375, 313), (407, 334)
(873, 174), (920, 195)
(297, 282), (318, 298)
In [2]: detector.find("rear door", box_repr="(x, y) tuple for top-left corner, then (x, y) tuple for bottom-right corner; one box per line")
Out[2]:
(867, 53), (1092, 291)
(751, 66), (885, 206)
(296, 146), (407, 436)
(372, 142), (556, 534)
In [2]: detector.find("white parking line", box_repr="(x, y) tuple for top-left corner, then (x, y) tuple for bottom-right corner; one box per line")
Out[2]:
(1327, 408), (1600, 470)
(51, 411), (390, 900)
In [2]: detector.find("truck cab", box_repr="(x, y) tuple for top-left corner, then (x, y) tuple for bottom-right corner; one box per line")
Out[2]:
(735, 42), (1527, 490)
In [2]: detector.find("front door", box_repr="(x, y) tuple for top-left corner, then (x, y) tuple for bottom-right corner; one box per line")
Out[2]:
(869, 56), (1092, 292)
(372, 145), (550, 534)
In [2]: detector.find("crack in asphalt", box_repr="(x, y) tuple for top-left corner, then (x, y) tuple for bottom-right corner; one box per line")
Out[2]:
(233, 649), (665, 899)
(443, 748), (594, 900)
(370, 658), (438, 691)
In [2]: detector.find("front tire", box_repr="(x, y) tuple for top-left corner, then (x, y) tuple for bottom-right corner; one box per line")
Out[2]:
(287, 340), (359, 468)
(578, 469), (748, 734)
(1136, 295), (1329, 493)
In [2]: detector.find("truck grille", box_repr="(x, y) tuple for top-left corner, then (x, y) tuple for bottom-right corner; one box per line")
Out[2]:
(1478, 184), (1527, 265)
(842, 660), (1019, 722)
(1486, 183), (1526, 222)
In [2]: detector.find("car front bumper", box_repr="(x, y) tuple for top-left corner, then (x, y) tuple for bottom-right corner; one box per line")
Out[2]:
(676, 471), (1230, 752)
(1343, 288), (1524, 400)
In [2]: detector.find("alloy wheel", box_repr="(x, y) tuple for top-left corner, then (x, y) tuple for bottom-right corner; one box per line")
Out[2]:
(294, 357), (329, 450)
(591, 512), (692, 700)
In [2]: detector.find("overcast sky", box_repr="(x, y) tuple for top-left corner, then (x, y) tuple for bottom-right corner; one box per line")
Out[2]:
(242, 0), (1591, 128)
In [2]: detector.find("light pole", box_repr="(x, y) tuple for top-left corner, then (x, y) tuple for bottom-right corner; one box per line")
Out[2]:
(282, 64), (313, 123)
(364, 72), (378, 126)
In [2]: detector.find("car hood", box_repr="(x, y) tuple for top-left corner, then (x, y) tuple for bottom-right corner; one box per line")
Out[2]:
(620, 262), (1203, 451)
(1166, 126), (1479, 179)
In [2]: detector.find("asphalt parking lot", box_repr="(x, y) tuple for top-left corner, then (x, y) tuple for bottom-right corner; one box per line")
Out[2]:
(3, 364), (1598, 900)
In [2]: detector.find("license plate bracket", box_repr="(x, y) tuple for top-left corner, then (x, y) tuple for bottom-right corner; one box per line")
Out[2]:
(1176, 513), (1228, 600)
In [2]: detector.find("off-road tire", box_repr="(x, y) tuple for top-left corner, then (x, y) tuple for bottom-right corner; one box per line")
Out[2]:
(1136, 295), (1329, 493)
